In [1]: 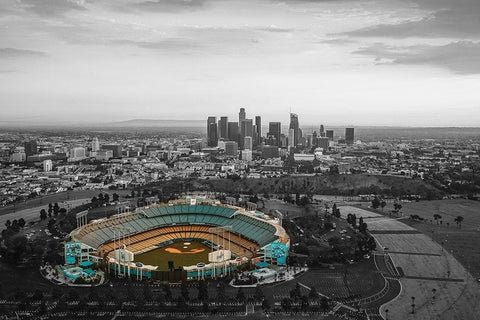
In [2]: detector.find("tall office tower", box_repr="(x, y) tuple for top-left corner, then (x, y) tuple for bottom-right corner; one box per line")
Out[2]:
(24, 140), (38, 156)
(239, 108), (246, 122)
(255, 116), (262, 145)
(102, 144), (122, 158)
(320, 125), (325, 137)
(244, 136), (253, 150)
(207, 116), (218, 147)
(224, 141), (238, 156)
(312, 131), (318, 147)
(280, 134), (288, 148)
(289, 113), (300, 147)
(317, 137), (330, 151)
(239, 118), (253, 149)
(288, 128), (295, 148)
(91, 137), (100, 152)
(268, 122), (281, 146)
(218, 116), (228, 139)
(306, 134), (313, 148)
(227, 121), (239, 143)
(326, 130), (334, 140)
(345, 127), (355, 145)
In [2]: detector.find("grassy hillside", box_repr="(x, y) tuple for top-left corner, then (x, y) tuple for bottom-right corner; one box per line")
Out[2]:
(202, 174), (442, 199)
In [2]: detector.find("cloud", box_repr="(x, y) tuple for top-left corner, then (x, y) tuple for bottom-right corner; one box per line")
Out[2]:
(258, 25), (294, 33)
(18, 0), (86, 16)
(0, 48), (46, 58)
(354, 41), (480, 74)
(112, 38), (201, 52)
(134, 0), (209, 12)
(340, 0), (480, 39)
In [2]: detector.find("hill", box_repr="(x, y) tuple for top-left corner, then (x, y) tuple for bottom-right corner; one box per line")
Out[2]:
(202, 174), (443, 198)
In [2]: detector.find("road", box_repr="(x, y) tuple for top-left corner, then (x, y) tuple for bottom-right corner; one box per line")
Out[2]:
(0, 189), (132, 217)
(0, 198), (91, 227)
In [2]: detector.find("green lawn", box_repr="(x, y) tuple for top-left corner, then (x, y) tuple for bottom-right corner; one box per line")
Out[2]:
(134, 241), (211, 271)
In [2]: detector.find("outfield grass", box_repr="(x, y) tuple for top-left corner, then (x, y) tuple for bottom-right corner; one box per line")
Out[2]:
(134, 241), (210, 271)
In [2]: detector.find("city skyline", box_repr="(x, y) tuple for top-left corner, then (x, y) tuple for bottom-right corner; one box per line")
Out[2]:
(1, 0), (480, 126)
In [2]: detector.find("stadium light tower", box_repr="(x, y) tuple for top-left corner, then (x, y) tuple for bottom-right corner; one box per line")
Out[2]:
(209, 226), (233, 277)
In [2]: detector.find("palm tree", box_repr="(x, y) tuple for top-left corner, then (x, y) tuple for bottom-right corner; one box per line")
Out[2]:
(454, 216), (464, 228)
(433, 214), (442, 225)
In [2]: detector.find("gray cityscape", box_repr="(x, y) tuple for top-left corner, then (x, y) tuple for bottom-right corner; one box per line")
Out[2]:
(1, 1), (480, 320)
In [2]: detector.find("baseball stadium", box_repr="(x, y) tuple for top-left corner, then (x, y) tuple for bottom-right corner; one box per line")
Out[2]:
(67, 196), (290, 282)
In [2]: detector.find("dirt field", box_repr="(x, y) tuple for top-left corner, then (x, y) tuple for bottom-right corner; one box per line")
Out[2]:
(338, 205), (480, 320)
(401, 199), (480, 230)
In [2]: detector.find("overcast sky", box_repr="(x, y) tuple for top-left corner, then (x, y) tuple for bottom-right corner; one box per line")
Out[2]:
(1, 0), (479, 126)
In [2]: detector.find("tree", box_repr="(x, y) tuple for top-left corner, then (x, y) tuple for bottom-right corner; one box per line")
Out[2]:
(53, 203), (60, 216)
(98, 193), (104, 202)
(18, 218), (26, 228)
(180, 283), (189, 302)
(320, 296), (330, 311)
(281, 298), (292, 311)
(454, 216), (464, 228)
(104, 193), (110, 203)
(380, 200), (387, 211)
(289, 283), (301, 301)
(197, 281), (208, 301)
(91, 196), (98, 203)
(40, 209), (47, 220)
(143, 285), (153, 301)
(433, 214), (442, 224)
(164, 284), (173, 301)
(371, 197), (380, 209)
(262, 297), (271, 311)
(32, 289), (43, 301)
(254, 285), (264, 301)
(308, 287), (319, 301)
(113, 193), (120, 202)
(236, 287), (246, 302)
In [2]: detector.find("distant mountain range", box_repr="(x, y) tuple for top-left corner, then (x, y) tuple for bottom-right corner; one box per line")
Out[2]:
(101, 119), (205, 128)
(102, 119), (205, 127)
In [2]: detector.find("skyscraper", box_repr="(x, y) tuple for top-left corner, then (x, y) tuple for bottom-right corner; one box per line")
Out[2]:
(224, 141), (238, 156)
(218, 116), (228, 139)
(24, 140), (38, 157)
(320, 125), (325, 137)
(345, 127), (355, 145)
(91, 137), (100, 152)
(289, 113), (300, 147)
(255, 116), (261, 145)
(207, 116), (218, 147)
(240, 119), (253, 149)
(244, 136), (253, 150)
(268, 122), (281, 146)
(227, 122), (239, 143)
(288, 128), (295, 148)
(326, 130), (334, 140)
(239, 108), (246, 122)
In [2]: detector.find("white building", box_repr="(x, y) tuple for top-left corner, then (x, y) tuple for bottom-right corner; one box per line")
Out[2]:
(69, 147), (86, 161)
(241, 150), (253, 161)
(92, 137), (100, 152)
(95, 149), (113, 161)
(11, 152), (26, 162)
(43, 159), (53, 172)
